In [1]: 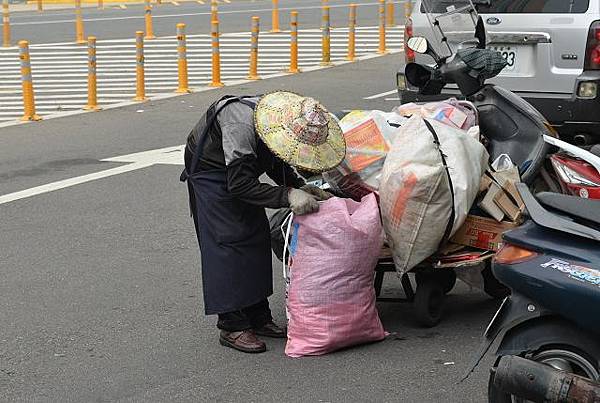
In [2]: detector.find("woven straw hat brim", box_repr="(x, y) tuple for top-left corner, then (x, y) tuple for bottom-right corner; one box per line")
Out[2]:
(254, 91), (346, 173)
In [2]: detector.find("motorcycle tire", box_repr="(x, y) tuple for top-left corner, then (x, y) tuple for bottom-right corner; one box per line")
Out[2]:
(488, 344), (600, 403)
(414, 279), (445, 328)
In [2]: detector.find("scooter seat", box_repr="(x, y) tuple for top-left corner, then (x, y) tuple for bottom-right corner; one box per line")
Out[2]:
(537, 192), (600, 226)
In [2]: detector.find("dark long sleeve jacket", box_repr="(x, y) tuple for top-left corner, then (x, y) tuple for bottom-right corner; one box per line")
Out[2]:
(185, 97), (305, 208)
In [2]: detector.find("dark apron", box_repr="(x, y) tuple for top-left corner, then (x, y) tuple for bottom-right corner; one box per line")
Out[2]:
(181, 96), (273, 315)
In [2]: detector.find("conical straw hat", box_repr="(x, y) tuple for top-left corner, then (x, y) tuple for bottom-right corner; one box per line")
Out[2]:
(254, 91), (346, 172)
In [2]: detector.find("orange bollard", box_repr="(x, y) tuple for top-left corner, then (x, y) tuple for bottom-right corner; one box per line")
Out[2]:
(377, 0), (387, 54)
(2, 0), (10, 48)
(210, 19), (223, 87)
(288, 10), (299, 73)
(247, 17), (260, 79)
(211, 0), (218, 22)
(347, 3), (356, 61)
(247, 16), (260, 80)
(321, 6), (331, 66)
(37, 0), (42, 12)
(144, 0), (155, 39)
(19, 41), (41, 121)
(134, 31), (147, 101)
(387, 1), (395, 27)
(176, 23), (191, 93)
(270, 0), (280, 33)
(98, 0), (103, 10)
(404, 0), (412, 19)
(75, 0), (85, 44)
(84, 36), (100, 111)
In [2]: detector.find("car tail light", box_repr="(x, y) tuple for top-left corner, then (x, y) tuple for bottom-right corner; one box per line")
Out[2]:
(585, 20), (600, 70)
(495, 244), (539, 265)
(551, 155), (600, 187)
(405, 17), (415, 63)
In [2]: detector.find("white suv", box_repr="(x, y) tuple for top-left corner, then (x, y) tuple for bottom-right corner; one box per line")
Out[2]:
(400, 0), (600, 145)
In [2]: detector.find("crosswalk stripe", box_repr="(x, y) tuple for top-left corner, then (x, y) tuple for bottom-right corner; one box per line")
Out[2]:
(0, 25), (404, 123)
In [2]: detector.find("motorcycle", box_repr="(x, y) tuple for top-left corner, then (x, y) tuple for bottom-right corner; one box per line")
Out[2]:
(466, 183), (600, 402)
(399, 12), (551, 186)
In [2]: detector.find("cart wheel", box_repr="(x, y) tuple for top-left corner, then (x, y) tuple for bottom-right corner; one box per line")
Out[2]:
(442, 271), (457, 294)
(415, 271), (456, 294)
(414, 280), (445, 327)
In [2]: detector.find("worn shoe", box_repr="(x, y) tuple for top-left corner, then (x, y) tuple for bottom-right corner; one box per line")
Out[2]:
(219, 330), (266, 353)
(254, 321), (287, 338)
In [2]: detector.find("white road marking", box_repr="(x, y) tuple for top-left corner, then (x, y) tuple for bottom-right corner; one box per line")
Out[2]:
(0, 26), (404, 123)
(0, 162), (153, 205)
(0, 146), (185, 205)
(102, 145), (184, 165)
(363, 89), (399, 100)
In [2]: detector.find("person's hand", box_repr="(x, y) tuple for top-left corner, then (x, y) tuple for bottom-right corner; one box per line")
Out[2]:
(300, 184), (334, 201)
(288, 189), (319, 215)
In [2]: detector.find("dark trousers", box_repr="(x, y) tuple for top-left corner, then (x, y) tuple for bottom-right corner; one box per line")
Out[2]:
(217, 299), (273, 332)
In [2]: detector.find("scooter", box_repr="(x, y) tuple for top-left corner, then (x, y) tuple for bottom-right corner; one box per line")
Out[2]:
(399, 9), (600, 201)
(398, 16), (552, 187)
(466, 183), (600, 402)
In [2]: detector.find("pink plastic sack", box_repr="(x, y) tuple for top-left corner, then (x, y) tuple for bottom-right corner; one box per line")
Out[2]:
(284, 194), (386, 357)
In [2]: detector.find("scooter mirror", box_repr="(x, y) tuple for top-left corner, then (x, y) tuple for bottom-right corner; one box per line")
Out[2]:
(474, 16), (487, 49)
(407, 37), (429, 54)
(407, 36), (441, 63)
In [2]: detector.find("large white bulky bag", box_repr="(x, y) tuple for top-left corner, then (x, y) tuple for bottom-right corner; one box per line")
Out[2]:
(380, 116), (489, 273)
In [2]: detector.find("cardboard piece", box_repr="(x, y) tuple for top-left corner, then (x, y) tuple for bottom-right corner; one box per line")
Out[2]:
(494, 188), (521, 222)
(435, 250), (494, 269)
(479, 182), (505, 222)
(450, 214), (519, 251)
(478, 168), (525, 223)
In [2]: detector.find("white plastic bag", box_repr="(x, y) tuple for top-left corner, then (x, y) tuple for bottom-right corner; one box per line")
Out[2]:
(379, 116), (489, 273)
(396, 99), (478, 130)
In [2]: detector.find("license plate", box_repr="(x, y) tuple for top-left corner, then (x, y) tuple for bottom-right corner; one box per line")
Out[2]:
(489, 45), (518, 71)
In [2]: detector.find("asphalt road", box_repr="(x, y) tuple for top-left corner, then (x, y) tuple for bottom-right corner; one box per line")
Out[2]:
(5, 0), (399, 45)
(0, 54), (501, 402)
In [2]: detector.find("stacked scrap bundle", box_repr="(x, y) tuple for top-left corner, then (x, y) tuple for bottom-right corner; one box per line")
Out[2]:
(324, 99), (488, 273)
